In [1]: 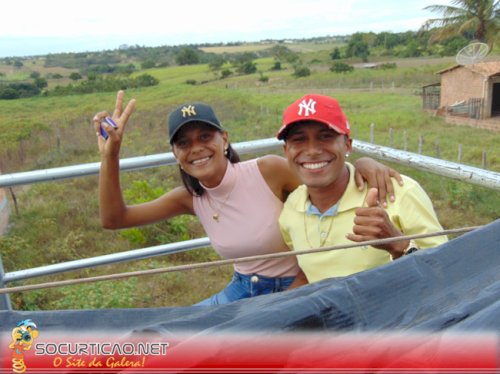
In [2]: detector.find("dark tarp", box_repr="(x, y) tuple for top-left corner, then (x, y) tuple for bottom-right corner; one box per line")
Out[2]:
(1, 219), (499, 335)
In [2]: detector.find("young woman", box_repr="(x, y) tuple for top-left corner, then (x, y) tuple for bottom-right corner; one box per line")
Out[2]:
(93, 91), (402, 305)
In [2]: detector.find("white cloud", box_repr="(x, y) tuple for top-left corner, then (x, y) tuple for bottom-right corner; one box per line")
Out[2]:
(1, 0), (454, 57)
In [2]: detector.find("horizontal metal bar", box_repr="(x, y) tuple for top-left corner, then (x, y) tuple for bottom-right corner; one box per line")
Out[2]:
(1, 138), (499, 190)
(352, 140), (500, 190)
(0, 153), (177, 188)
(4, 237), (211, 283)
(0, 139), (282, 188)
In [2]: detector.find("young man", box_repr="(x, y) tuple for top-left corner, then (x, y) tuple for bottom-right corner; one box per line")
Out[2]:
(278, 94), (447, 286)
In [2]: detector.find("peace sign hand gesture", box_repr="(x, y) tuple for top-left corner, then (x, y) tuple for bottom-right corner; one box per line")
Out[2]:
(93, 90), (136, 157)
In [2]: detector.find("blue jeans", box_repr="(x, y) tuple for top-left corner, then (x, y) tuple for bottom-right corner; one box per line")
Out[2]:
(195, 271), (295, 306)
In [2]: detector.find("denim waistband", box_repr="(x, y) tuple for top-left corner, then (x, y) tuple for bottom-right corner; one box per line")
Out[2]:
(233, 271), (295, 292)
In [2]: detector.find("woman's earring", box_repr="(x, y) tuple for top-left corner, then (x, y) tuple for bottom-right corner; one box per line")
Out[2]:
(345, 153), (350, 158)
(224, 148), (228, 156)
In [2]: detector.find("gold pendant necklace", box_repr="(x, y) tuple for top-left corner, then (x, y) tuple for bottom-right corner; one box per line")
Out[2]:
(304, 199), (336, 249)
(206, 179), (237, 222)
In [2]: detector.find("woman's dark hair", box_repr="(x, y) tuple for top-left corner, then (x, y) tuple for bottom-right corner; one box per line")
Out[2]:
(179, 143), (240, 196)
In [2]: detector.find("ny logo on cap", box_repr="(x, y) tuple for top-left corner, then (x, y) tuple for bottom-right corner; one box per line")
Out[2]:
(298, 98), (316, 116)
(181, 105), (197, 118)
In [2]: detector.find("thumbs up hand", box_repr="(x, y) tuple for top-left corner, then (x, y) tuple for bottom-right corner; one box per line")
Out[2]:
(365, 187), (379, 208)
(346, 188), (408, 258)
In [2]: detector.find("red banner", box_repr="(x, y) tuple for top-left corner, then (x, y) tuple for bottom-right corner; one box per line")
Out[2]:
(1, 330), (498, 373)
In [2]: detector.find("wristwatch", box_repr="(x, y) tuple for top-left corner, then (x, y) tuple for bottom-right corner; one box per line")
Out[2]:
(403, 240), (419, 256)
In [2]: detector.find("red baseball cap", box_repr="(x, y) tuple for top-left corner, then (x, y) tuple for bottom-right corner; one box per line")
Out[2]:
(277, 94), (351, 140)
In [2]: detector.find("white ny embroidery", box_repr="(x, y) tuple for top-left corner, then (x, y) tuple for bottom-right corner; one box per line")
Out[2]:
(298, 98), (316, 116)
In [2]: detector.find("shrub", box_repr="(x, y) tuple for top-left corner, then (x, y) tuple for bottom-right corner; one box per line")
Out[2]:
(0, 86), (20, 99)
(220, 69), (233, 79)
(330, 48), (341, 60)
(293, 65), (311, 78)
(237, 61), (257, 75)
(270, 61), (282, 71)
(330, 62), (354, 73)
(69, 72), (82, 81)
(0, 82), (40, 99)
(141, 60), (156, 69)
(133, 73), (159, 87)
(378, 62), (397, 70)
(175, 48), (200, 65)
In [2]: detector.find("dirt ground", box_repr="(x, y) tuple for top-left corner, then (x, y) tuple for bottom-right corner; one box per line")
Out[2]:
(444, 115), (500, 132)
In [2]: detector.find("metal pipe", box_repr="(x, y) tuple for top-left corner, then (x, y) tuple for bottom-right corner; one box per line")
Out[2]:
(0, 256), (12, 309)
(4, 237), (211, 283)
(352, 140), (500, 190)
(1, 138), (499, 190)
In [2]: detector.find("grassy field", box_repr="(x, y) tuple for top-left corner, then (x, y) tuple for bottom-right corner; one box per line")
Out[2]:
(1, 51), (499, 310)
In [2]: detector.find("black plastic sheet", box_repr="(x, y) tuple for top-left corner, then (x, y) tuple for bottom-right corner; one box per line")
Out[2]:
(1, 219), (499, 334)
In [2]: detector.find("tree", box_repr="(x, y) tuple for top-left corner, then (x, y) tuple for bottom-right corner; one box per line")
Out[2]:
(423, 0), (500, 48)
(330, 48), (341, 60)
(237, 61), (257, 75)
(232, 52), (257, 75)
(345, 33), (370, 62)
(269, 45), (299, 63)
(208, 55), (226, 77)
(175, 48), (200, 65)
(34, 77), (48, 89)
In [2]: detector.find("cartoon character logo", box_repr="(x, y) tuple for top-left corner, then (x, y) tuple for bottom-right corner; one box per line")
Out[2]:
(9, 319), (39, 374)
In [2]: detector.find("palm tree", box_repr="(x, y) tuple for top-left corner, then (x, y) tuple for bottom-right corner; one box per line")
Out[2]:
(422, 0), (500, 47)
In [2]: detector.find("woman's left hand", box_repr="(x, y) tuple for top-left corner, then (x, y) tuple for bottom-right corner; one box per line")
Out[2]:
(353, 157), (403, 207)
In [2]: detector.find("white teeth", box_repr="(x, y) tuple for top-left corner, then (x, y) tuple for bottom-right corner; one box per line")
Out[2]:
(191, 156), (211, 165)
(302, 161), (328, 170)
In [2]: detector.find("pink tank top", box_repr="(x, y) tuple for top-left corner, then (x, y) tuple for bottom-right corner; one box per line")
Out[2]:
(193, 159), (299, 277)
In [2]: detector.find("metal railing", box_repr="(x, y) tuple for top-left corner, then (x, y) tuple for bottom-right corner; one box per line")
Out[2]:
(1, 138), (500, 310)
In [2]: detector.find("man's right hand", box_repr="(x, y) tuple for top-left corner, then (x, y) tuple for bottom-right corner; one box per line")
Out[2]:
(346, 188), (409, 259)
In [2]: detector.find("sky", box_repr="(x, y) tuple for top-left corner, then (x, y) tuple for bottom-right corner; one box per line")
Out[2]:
(1, 0), (451, 58)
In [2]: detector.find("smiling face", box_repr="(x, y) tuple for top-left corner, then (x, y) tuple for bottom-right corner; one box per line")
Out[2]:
(172, 122), (229, 188)
(283, 121), (352, 190)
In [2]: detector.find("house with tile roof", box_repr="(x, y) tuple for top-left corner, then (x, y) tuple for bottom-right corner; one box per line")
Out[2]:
(436, 61), (500, 119)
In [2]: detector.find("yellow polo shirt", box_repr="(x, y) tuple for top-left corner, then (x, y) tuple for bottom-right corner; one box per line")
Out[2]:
(279, 163), (447, 283)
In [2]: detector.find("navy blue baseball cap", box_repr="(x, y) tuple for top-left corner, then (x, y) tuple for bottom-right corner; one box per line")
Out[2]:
(168, 103), (223, 143)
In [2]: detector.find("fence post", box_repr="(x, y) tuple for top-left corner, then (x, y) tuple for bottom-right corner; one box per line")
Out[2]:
(457, 144), (462, 163)
(418, 136), (423, 154)
(434, 139), (441, 159)
(0, 255), (12, 310)
(482, 150), (488, 169)
(370, 123), (375, 144)
(389, 128), (394, 148)
(403, 131), (408, 151)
